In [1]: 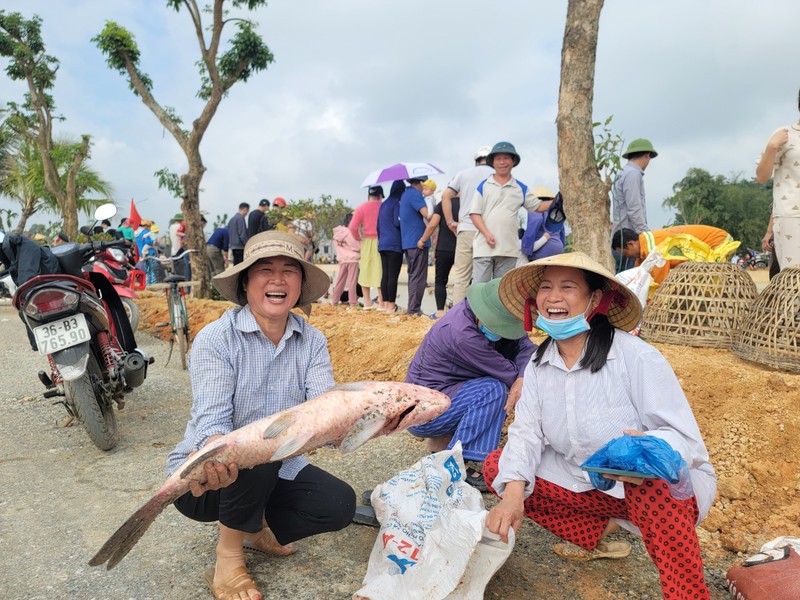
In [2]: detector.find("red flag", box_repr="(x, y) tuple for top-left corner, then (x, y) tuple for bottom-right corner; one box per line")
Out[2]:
(129, 199), (142, 230)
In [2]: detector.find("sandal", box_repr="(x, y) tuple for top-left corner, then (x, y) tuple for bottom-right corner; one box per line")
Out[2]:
(465, 466), (489, 493)
(242, 527), (295, 557)
(552, 539), (632, 561)
(203, 565), (262, 600)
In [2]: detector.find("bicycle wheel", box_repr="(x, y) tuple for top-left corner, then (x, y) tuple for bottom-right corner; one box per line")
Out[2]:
(176, 326), (188, 370)
(169, 290), (190, 370)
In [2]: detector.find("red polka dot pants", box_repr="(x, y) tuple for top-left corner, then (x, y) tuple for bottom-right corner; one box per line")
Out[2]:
(484, 449), (710, 600)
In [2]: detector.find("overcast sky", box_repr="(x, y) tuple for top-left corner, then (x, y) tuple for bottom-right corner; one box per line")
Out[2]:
(1, 0), (798, 234)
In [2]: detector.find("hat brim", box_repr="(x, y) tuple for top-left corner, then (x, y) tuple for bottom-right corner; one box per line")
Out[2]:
(212, 233), (330, 308)
(498, 252), (642, 332)
(466, 279), (526, 340)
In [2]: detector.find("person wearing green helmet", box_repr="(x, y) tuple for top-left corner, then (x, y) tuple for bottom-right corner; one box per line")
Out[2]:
(612, 138), (658, 272)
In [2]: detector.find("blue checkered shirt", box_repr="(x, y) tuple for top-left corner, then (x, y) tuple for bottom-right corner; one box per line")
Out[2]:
(166, 306), (334, 478)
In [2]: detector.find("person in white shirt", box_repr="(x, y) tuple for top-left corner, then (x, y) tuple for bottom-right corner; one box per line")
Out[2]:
(486, 252), (715, 600)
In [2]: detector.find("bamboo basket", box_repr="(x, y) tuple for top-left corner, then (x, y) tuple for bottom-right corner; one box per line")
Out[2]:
(639, 262), (757, 349)
(732, 266), (800, 372)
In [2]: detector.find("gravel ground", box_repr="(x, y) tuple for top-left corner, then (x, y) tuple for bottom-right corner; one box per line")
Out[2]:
(0, 303), (732, 599)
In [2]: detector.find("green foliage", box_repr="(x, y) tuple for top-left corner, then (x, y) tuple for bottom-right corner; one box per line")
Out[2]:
(0, 207), (18, 230)
(0, 11), (60, 114)
(213, 212), (228, 229)
(593, 115), (624, 187)
(92, 21), (153, 95)
(154, 167), (184, 199)
(267, 195), (351, 249)
(662, 168), (772, 249)
(197, 20), (274, 100)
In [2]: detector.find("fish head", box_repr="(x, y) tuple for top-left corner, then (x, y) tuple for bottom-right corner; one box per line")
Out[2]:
(383, 382), (451, 433)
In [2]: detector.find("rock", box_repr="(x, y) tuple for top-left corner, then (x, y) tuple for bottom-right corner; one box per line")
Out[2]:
(700, 506), (726, 532)
(718, 475), (753, 500)
(720, 531), (748, 553)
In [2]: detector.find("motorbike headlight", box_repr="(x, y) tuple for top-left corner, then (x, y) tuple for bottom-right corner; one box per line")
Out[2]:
(108, 248), (126, 262)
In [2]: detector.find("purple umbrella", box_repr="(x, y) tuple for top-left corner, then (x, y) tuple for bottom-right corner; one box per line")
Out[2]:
(360, 162), (444, 187)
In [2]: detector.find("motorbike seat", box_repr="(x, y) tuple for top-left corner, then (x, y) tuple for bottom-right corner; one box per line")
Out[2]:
(164, 274), (186, 283)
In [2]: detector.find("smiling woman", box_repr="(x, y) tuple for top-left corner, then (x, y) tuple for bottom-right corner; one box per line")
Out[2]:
(486, 252), (717, 600)
(162, 231), (355, 600)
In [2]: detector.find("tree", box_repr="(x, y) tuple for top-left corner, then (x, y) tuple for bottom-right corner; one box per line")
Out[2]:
(0, 137), (113, 233)
(93, 1), (274, 298)
(556, 0), (616, 268)
(266, 195), (351, 260)
(0, 11), (92, 240)
(662, 168), (772, 249)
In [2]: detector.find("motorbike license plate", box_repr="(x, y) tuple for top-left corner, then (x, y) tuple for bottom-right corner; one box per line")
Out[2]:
(33, 313), (91, 355)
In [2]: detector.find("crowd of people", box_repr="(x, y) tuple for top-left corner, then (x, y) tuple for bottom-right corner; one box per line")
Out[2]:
(328, 141), (565, 317)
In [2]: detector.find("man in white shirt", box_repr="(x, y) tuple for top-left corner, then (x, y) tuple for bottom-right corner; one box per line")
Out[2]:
(441, 145), (494, 305)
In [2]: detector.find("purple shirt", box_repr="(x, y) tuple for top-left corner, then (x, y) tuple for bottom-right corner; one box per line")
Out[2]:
(405, 300), (536, 398)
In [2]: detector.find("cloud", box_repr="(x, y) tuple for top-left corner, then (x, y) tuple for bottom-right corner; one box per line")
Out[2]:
(1, 0), (799, 235)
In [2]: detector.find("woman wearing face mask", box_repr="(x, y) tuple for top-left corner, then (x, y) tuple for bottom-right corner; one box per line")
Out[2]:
(486, 253), (716, 600)
(404, 278), (536, 491)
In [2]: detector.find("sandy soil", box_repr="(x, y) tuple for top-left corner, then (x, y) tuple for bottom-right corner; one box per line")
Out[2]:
(135, 268), (800, 565)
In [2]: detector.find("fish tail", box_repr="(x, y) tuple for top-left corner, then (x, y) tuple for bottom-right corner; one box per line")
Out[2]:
(89, 490), (176, 569)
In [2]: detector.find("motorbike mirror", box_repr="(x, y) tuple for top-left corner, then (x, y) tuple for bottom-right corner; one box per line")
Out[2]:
(79, 226), (92, 236)
(94, 203), (117, 222)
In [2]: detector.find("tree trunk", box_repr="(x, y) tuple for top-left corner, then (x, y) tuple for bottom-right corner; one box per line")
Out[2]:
(557, 0), (614, 269)
(180, 148), (210, 298)
(63, 135), (90, 240)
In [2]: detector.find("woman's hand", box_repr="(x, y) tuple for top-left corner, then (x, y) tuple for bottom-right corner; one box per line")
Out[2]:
(504, 377), (524, 414)
(486, 495), (524, 543)
(768, 127), (789, 150)
(602, 429), (646, 485)
(186, 434), (239, 497)
(188, 461), (239, 497)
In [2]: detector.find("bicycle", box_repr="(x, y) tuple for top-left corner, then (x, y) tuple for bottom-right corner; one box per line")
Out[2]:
(146, 249), (197, 370)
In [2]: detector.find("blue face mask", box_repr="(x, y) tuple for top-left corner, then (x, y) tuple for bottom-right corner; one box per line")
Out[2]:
(479, 324), (502, 342)
(535, 302), (592, 341)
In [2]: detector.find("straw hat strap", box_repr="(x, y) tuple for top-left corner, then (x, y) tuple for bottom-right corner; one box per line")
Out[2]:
(588, 289), (628, 321)
(524, 297), (535, 332)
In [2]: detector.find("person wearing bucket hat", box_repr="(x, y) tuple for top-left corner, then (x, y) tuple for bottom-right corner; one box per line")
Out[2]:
(612, 138), (658, 272)
(404, 279), (536, 492)
(470, 142), (552, 284)
(167, 231), (353, 599)
(485, 253), (716, 597)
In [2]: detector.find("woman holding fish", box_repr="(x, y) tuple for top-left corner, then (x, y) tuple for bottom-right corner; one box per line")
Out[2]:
(167, 231), (356, 600)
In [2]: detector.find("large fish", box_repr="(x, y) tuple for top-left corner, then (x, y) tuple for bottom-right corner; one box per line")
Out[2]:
(89, 381), (450, 569)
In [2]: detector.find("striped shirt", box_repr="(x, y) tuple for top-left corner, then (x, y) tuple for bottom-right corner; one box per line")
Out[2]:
(166, 306), (334, 479)
(494, 331), (717, 520)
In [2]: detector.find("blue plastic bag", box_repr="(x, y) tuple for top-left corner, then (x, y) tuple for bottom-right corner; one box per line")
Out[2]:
(580, 434), (685, 491)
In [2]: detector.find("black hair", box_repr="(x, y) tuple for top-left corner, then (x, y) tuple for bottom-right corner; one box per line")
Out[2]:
(389, 180), (406, 198)
(343, 212), (353, 227)
(532, 269), (615, 373)
(101, 219), (111, 227)
(611, 228), (638, 251)
(239, 202), (250, 210)
(626, 150), (652, 160)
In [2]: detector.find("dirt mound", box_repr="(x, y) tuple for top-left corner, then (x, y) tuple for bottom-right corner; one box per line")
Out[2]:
(135, 293), (800, 561)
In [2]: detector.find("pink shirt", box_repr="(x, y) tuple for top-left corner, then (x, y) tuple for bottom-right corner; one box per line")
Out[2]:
(349, 200), (381, 240)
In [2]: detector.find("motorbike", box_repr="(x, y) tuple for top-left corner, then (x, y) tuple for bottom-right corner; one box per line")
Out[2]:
(13, 204), (153, 450)
(84, 243), (141, 331)
(0, 268), (16, 299)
